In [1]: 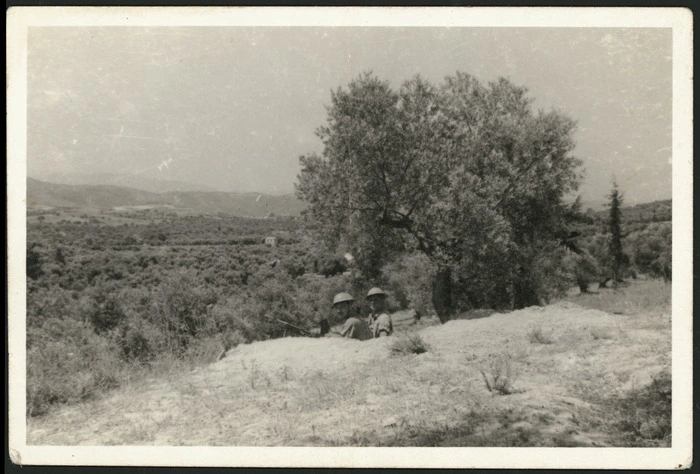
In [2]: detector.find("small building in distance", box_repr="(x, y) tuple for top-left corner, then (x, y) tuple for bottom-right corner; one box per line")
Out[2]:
(264, 236), (277, 247)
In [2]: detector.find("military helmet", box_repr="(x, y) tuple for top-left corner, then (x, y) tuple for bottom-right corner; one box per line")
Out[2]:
(366, 287), (387, 298)
(333, 292), (354, 306)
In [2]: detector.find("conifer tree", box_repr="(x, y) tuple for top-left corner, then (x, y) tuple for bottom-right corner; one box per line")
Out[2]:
(608, 180), (625, 286)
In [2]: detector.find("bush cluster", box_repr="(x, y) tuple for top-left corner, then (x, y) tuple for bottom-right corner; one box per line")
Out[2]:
(25, 202), (672, 417)
(26, 267), (360, 417)
(575, 211), (671, 286)
(610, 371), (671, 445)
(26, 211), (372, 416)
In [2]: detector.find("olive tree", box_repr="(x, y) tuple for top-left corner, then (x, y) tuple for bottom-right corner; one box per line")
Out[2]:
(296, 72), (582, 321)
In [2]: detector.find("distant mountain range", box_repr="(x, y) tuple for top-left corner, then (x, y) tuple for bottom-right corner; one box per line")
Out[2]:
(26, 177), (670, 221)
(29, 172), (218, 193)
(26, 178), (306, 218)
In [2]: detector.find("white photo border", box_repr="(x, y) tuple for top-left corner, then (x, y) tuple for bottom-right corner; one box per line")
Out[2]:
(7, 6), (693, 469)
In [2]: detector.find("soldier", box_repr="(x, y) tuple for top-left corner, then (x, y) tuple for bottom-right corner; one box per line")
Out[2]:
(318, 317), (331, 336)
(325, 292), (373, 341)
(366, 287), (393, 338)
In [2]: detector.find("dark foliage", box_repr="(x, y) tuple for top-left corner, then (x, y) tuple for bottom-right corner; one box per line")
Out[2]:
(608, 181), (626, 285)
(25, 181), (671, 417)
(297, 72), (582, 318)
(27, 243), (43, 280)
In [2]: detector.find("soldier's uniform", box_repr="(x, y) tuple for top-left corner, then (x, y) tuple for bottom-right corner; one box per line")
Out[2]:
(328, 292), (372, 341)
(339, 317), (373, 341)
(366, 287), (393, 338)
(319, 318), (331, 336)
(371, 312), (393, 338)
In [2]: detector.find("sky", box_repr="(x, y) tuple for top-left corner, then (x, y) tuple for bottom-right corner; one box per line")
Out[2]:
(27, 27), (672, 205)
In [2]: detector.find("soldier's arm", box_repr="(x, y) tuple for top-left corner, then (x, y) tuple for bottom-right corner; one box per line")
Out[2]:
(326, 321), (348, 338)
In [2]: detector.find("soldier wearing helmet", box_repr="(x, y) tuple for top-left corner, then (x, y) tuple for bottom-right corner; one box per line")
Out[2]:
(366, 287), (393, 338)
(324, 292), (373, 341)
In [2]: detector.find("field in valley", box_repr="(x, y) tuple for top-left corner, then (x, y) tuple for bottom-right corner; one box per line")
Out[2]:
(28, 279), (671, 447)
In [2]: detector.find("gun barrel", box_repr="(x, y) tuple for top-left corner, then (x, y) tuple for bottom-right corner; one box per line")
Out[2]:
(264, 315), (317, 337)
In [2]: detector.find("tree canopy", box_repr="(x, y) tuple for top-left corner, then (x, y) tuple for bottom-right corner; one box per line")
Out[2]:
(296, 72), (583, 318)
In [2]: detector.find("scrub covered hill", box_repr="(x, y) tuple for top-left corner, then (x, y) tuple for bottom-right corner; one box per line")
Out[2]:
(27, 178), (306, 218)
(28, 280), (671, 447)
(25, 203), (672, 423)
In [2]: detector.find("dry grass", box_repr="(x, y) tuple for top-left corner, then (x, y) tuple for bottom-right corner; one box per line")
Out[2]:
(590, 327), (615, 340)
(613, 370), (672, 444)
(28, 280), (671, 448)
(295, 370), (360, 412)
(527, 326), (554, 345)
(479, 354), (520, 395)
(571, 368), (672, 447)
(390, 334), (431, 355)
(563, 279), (670, 316)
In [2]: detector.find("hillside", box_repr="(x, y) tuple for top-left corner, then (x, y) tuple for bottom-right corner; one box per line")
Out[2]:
(26, 178), (306, 217)
(589, 199), (672, 224)
(29, 172), (217, 193)
(27, 178), (163, 209)
(28, 280), (671, 447)
(26, 177), (670, 222)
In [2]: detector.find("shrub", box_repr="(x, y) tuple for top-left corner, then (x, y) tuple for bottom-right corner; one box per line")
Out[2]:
(527, 244), (578, 305)
(27, 243), (43, 280)
(590, 327), (614, 340)
(221, 329), (247, 351)
(527, 326), (554, 345)
(611, 371), (671, 445)
(283, 259), (306, 278)
(151, 271), (220, 353)
(319, 257), (347, 277)
(626, 222), (672, 280)
(210, 273), (339, 342)
(26, 286), (80, 332)
(120, 326), (152, 363)
(382, 252), (436, 316)
(27, 318), (125, 417)
(86, 293), (127, 334)
(210, 295), (255, 341)
(571, 250), (601, 293)
(294, 273), (350, 323)
(183, 335), (234, 365)
(54, 247), (66, 264)
(479, 354), (519, 395)
(118, 316), (164, 363)
(390, 334), (430, 355)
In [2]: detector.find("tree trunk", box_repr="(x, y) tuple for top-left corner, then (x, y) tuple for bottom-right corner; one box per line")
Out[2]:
(512, 276), (539, 309)
(577, 278), (589, 293)
(432, 267), (454, 323)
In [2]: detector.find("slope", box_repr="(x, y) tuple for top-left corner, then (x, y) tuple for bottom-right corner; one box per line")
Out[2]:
(26, 178), (306, 217)
(27, 280), (671, 447)
(29, 172), (218, 193)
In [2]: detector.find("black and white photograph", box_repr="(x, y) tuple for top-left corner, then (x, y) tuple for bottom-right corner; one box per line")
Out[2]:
(7, 6), (693, 469)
